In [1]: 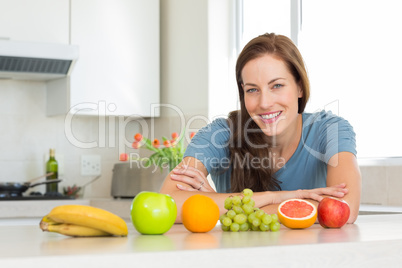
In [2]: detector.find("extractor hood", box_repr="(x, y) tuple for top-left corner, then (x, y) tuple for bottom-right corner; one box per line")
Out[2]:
(0, 40), (79, 81)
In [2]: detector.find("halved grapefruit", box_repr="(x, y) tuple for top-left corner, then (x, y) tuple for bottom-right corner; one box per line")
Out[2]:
(278, 199), (317, 229)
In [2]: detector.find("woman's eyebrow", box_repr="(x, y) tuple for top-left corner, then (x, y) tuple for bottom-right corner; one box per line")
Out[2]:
(268, 77), (286, 85)
(243, 82), (258, 87)
(244, 77), (286, 87)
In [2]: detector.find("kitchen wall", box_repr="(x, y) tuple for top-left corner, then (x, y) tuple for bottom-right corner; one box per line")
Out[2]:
(0, 0), (232, 198)
(1, 0), (400, 205)
(359, 161), (402, 206)
(0, 0), (237, 198)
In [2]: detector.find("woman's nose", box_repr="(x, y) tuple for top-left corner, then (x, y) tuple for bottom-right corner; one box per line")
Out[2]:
(259, 89), (275, 109)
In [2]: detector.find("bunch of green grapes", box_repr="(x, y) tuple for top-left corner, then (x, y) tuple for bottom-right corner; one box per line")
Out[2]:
(220, 188), (280, 232)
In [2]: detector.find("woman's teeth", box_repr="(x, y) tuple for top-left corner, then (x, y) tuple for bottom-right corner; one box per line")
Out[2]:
(261, 112), (281, 119)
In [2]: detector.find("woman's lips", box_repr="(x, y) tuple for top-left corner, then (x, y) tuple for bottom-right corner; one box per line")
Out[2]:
(259, 111), (282, 124)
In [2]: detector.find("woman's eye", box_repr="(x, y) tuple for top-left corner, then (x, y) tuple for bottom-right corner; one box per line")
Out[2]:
(246, 88), (257, 93)
(273, 84), (283, 89)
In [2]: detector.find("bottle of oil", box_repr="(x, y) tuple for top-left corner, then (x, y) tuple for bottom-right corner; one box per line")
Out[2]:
(46, 149), (58, 193)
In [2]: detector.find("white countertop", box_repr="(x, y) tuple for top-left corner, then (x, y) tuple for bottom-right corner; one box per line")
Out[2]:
(0, 198), (132, 220)
(2, 198), (401, 219)
(0, 214), (402, 267)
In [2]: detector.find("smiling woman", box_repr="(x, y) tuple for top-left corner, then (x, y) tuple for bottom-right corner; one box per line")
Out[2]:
(241, 55), (303, 138)
(160, 33), (361, 225)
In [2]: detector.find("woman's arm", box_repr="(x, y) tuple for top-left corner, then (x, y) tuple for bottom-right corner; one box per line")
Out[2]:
(326, 151), (361, 223)
(159, 156), (237, 223)
(261, 152), (361, 223)
(160, 156), (349, 223)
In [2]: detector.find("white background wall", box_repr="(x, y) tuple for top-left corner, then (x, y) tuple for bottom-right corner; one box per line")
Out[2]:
(0, 0), (235, 198)
(1, 0), (399, 206)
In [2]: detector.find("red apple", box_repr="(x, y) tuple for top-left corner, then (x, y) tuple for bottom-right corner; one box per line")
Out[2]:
(317, 197), (350, 228)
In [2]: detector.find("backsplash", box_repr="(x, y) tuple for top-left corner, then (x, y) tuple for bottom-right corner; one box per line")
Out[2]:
(0, 80), (207, 198)
(360, 164), (402, 206)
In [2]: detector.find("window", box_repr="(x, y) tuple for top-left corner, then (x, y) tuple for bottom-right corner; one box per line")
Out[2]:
(300, 0), (402, 158)
(242, 0), (402, 158)
(242, 0), (291, 47)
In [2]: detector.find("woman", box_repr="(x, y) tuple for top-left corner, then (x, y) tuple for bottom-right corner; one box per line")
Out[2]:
(160, 33), (361, 224)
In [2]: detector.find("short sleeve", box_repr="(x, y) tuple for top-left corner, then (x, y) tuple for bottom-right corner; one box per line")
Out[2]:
(317, 111), (357, 163)
(183, 118), (231, 175)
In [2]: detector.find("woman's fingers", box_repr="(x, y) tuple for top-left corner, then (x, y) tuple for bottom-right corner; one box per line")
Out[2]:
(273, 183), (349, 204)
(304, 184), (348, 200)
(174, 165), (206, 181)
(322, 184), (348, 197)
(170, 165), (214, 192)
(170, 168), (202, 189)
(176, 184), (199, 191)
(170, 173), (198, 187)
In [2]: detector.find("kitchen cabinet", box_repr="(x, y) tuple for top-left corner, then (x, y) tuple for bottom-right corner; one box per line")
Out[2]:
(64, 0), (160, 117)
(0, 0), (69, 44)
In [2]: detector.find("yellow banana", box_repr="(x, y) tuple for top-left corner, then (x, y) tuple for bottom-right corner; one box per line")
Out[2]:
(41, 215), (58, 224)
(46, 205), (128, 236)
(40, 220), (112, 237)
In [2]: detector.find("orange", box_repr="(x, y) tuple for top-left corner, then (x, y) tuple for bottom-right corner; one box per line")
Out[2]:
(278, 199), (317, 229)
(181, 194), (220, 233)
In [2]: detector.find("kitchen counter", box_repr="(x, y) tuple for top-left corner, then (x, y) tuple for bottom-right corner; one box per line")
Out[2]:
(2, 198), (402, 219)
(0, 199), (91, 218)
(1, 214), (402, 267)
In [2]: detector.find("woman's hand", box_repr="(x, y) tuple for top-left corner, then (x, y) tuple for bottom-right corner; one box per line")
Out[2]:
(169, 165), (216, 193)
(271, 183), (348, 204)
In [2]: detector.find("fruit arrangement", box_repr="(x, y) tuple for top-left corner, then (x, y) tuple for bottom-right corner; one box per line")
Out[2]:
(278, 197), (351, 229)
(131, 191), (177, 235)
(317, 197), (350, 228)
(278, 199), (317, 229)
(39, 204), (128, 237)
(220, 189), (280, 232)
(182, 194), (220, 233)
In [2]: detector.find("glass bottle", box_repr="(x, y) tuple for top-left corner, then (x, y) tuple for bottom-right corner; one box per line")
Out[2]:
(46, 149), (58, 193)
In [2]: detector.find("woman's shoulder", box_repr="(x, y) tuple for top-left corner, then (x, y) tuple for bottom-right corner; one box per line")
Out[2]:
(302, 110), (354, 130)
(211, 117), (230, 129)
(191, 117), (230, 144)
(197, 117), (230, 135)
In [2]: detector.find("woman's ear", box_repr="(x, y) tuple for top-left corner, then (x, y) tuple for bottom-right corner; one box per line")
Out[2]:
(298, 82), (303, 98)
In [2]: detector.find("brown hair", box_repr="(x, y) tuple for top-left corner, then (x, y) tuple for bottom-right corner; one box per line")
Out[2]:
(227, 33), (310, 193)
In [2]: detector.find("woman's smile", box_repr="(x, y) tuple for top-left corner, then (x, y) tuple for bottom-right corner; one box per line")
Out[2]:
(242, 54), (302, 137)
(259, 111), (282, 124)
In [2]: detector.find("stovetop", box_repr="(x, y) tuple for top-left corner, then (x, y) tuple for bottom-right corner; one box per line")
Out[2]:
(0, 196), (75, 201)
(0, 191), (75, 201)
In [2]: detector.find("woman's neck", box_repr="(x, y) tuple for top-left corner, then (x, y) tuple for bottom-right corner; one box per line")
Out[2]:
(267, 114), (303, 158)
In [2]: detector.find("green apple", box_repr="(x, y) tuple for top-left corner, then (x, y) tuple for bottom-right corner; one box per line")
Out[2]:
(131, 191), (177, 235)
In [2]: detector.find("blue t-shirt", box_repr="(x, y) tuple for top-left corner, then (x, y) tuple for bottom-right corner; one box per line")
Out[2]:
(183, 110), (357, 193)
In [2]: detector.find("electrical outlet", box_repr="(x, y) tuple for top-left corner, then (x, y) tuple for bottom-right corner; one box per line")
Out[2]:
(81, 155), (101, 176)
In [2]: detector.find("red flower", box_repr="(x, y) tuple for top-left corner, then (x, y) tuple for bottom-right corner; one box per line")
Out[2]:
(134, 133), (143, 142)
(119, 153), (128, 161)
(171, 132), (179, 140)
(132, 141), (140, 149)
(163, 140), (171, 148)
(152, 139), (160, 148)
(190, 132), (196, 139)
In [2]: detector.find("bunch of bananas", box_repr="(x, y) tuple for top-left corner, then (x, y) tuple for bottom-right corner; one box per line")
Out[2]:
(39, 204), (128, 237)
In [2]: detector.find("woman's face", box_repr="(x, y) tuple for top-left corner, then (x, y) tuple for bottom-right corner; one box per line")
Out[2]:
(242, 54), (302, 137)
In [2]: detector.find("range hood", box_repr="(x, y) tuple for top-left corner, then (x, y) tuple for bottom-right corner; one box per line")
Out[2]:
(0, 40), (79, 81)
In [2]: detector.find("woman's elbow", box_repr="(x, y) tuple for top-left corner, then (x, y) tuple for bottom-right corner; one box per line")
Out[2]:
(347, 210), (359, 224)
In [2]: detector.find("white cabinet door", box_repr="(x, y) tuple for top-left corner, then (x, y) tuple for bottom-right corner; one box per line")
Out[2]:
(0, 0), (69, 44)
(69, 0), (160, 117)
